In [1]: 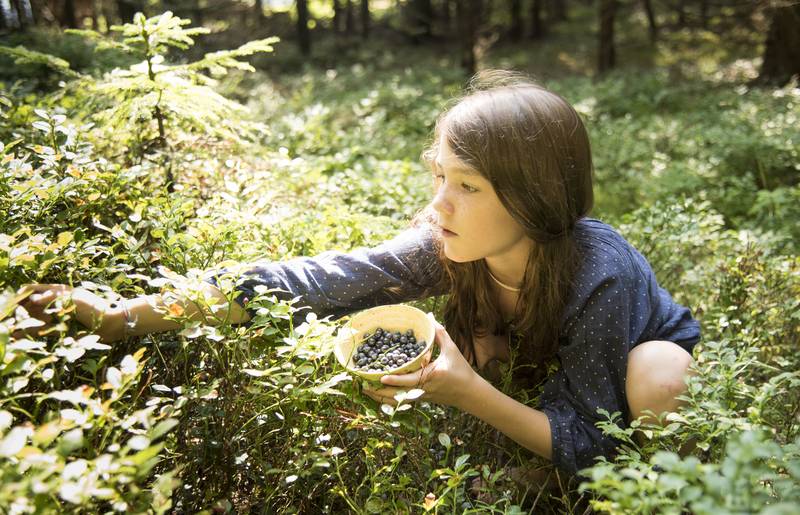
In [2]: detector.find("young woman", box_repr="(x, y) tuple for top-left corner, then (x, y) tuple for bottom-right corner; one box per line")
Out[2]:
(19, 70), (700, 480)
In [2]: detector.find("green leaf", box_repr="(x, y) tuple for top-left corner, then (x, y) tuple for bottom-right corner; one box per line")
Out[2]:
(310, 372), (351, 396)
(127, 442), (165, 466)
(0, 45), (80, 78)
(149, 418), (179, 441)
(0, 325), (7, 364)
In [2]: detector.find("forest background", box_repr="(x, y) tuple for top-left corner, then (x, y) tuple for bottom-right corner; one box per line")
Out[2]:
(0, 0), (799, 513)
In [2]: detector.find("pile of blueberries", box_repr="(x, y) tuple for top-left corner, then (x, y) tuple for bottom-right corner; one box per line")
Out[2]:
(352, 327), (427, 372)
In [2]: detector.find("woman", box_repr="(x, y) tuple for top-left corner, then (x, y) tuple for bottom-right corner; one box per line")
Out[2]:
(19, 70), (700, 480)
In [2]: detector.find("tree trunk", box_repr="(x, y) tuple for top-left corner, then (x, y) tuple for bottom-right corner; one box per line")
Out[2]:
(116, 0), (144, 23)
(333, 0), (342, 32)
(641, 0), (657, 43)
(360, 0), (369, 38)
(509, 0), (522, 41)
(700, 0), (708, 29)
(456, 0), (481, 77)
(758, 3), (800, 86)
(62, 0), (78, 27)
(100, 0), (114, 32)
(0, 1), (7, 28)
(529, 0), (543, 39)
(253, 0), (264, 24)
(195, 2), (205, 26)
(9, 0), (25, 28)
(597, 0), (616, 75)
(297, 0), (311, 55)
(20, 0), (34, 26)
(345, 0), (355, 33)
(91, 0), (99, 29)
(409, 0), (433, 43)
(676, 0), (686, 28)
(441, 0), (451, 34)
(549, 0), (566, 21)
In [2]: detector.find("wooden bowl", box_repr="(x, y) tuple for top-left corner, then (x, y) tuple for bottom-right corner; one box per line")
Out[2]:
(333, 304), (436, 381)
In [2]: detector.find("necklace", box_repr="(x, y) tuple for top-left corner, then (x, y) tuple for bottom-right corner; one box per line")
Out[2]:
(487, 268), (522, 292)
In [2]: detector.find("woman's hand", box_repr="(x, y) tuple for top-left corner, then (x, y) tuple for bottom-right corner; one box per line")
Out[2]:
(16, 284), (126, 343)
(362, 317), (478, 411)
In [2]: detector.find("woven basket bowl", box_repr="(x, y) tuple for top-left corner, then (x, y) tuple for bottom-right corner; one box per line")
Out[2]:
(333, 304), (436, 381)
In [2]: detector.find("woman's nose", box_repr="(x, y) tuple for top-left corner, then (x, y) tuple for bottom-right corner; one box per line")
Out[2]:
(431, 185), (454, 216)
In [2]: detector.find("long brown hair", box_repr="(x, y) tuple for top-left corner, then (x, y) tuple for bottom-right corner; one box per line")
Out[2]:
(410, 70), (594, 385)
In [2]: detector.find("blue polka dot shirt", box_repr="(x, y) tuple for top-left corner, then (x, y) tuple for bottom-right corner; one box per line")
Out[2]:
(203, 217), (702, 476)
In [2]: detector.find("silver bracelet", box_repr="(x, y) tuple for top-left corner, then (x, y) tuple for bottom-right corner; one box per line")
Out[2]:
(121, 299), (132, 339)
(109, 299), (132, 339)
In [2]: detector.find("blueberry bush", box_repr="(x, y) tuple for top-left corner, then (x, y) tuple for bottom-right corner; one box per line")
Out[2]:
(1, 9), (799, 514)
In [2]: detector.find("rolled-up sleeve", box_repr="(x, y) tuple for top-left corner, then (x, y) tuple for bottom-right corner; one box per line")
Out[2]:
(202, 224), (447, 325)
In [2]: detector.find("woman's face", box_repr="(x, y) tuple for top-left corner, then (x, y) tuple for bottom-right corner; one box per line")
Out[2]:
(431, 133), (531, 263)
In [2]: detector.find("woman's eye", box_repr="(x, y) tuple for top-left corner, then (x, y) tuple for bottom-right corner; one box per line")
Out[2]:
(432, 173), (477, 193)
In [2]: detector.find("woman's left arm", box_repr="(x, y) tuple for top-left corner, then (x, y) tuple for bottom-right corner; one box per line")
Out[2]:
(455, 368), (554, 461)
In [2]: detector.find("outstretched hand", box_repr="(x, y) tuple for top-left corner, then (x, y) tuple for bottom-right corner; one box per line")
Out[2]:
(362, 316), (478, 411)
(15, 284), (124, 342)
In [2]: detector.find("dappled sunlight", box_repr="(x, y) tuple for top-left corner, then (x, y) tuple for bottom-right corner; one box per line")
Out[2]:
(1, 3), (799, 512)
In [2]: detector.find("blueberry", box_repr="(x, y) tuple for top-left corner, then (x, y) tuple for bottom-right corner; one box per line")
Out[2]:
(409, 336), (416, 344)
(400, 336), (408, 344)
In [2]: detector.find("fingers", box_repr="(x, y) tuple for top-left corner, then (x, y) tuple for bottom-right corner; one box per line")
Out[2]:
(362, 386), (400, 406)
(418, 360), (437, 385)
(18, 284), (67, 295)
(19, 285), (71, 306)
(419, 347), (434, 366)
(433, 323), (458, 354)
(427, 313), (456, 351)
(380, 368), (423, 387)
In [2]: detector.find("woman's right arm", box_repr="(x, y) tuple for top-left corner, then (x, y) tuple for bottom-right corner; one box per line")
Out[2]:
(20, 223), (444, 342)
(120, 282), (251, 336)
(201, 223), (447, 327)
(18, 281), (250, 343)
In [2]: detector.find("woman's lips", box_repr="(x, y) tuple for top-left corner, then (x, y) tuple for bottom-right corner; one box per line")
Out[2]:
(442, 228), (457, 237)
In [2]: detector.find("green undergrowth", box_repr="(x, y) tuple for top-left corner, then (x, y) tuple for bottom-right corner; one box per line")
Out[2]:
(1, 11), (799, 514)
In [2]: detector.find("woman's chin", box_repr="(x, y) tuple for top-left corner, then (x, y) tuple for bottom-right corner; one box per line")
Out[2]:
(443, 245), (480, 263)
